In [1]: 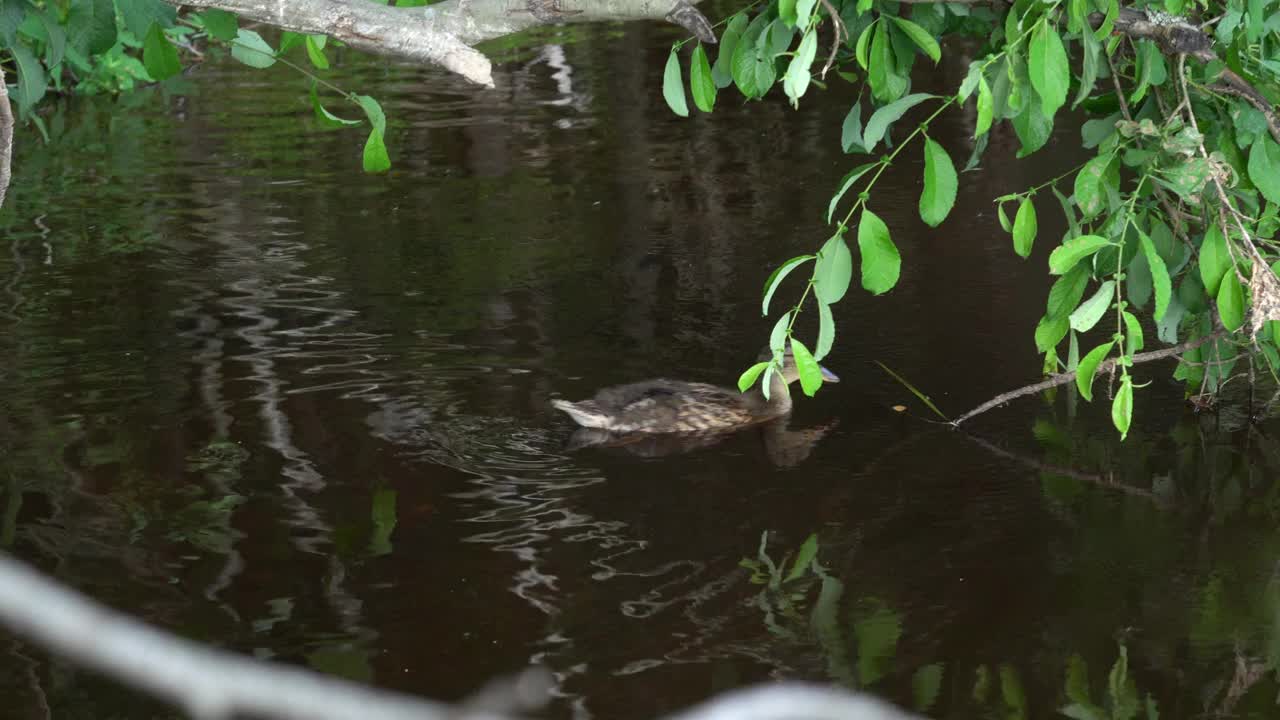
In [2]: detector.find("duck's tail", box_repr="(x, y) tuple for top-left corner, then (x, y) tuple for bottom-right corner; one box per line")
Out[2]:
(551, 399), (610, 429)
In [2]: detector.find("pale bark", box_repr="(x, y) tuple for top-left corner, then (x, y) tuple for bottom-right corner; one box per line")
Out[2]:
(171, 0), (700, 87)
(0, 66), (12, 210)
(0, 548), (918, 720)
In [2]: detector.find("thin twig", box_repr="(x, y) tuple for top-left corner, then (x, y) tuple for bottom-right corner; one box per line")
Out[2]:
(817, 0), (847, 79)
(953, 329), (1228, 425)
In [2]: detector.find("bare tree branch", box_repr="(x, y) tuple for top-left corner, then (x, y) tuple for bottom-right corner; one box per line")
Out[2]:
(953, 329), (1228, 426)
(0, 66), (12, 211)
(0, 550), (919, 720)
(171, 0), (705, 87)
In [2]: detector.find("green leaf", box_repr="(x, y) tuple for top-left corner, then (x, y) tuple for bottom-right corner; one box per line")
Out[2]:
(762, 255), (814, 315)
(356, 95), (391, 173)
(1012, 98), (1054, 157)
(1048, 264), (1091, 319)
(1029, 24), (1069, 116)
(305, 35), (329, 69)
(690, 44), (716, 112)
(1123, 311), (1144, 354)
(814, 231), (853, 304)
(67, 0), (116, 57)
(662, 48), (689, 117)
(828, 162), (878, 223)
(309, 82), (361, 128)
(36, 8), (66, 71)
(10, 42), (45, 113)
(1069, 280), (1115, 332)
(783, 30), (818, 108)
(975, 75), (993, 137)
(117, 0), (176, 38)
(1049, 235), (1110, 275)
(1199, 224), (1230, 297)
(913, 663), (944, 711)
(920, 139), (957, 227)
(795, 0), (817, 32)
(842, 100), (867, 153)
(1248, 137), (1280, 205)
(199, 9), (237, 41)
(142, 24), (181, 81)
(770, 312), (791, 356)
(1077, 341), (1114, 401)
(858, 209), (900, 295)
(855, 21), (874, 69)
(779, 0), (797, 27)
(1036, 314), (1071, 353)
(738, 361), (770, 392)
(232, 29), (276, 68)
(1073, 30), (1101, 109)
(1112, 375), (1133, 439)
(1218, 270), (1246, 331)
(761, 363), (776, 400)
(957, 60), (983, 101)
(791, 338), (823, 396)
(786, 534), (819, 580)
(712, 14), (746, 88)
(889, 16), (940, 63)
(1138, 230), (1171, 322)
(816, 300), (834, 360)
(863, 93), (936, 153)
(1075, 154), (1111, 217)
(1013, 197), (1037, 258)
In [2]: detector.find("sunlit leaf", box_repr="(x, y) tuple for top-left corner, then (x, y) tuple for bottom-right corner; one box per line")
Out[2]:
(770, 312), (791, 355)
(232, 29), (276, 68)
(1029, 24), (1069, 116)
(828, 162), (878, 223)
(816, 299), (835, 360)
(1199, 224), (1230, 296)
(305, 34), (329, 69)
(356, 95), (391, 173)
(814, 231), (853, 304)
(662, 48), (689, 117)
(842, 100), (867, 153)
(786, 533), (819, 580)
(1069, 280), (1115, 332)
(1112, 375), (1133, 439)
(1049, 235), (1110, 275)
(690, 44), (716, 112)
(738, 361), (770, 392)
(310, 82), (361, 128)
(1123, 310), (1144, 354)
(711, 14), (746, 88)
(1217, 270), (1246, 331)
(1138, 229), (1171, 322)
(920, 138), (957, 227)
(1013, 197), (1037, 258)
(783, 30), (818, 108)
(890, 16), (940, 63)
(762, 255), (814, 315)
(1074, 154), (1111, 217)
(858, 209), (900, 295)
(863, 93), (936, 153)
(791, 337), (823, 396)
(1248, 137), (1280, 205)
(976, 75), (993, 137)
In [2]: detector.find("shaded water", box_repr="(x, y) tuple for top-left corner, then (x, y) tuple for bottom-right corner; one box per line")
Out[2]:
(3, 23), (1280, 720)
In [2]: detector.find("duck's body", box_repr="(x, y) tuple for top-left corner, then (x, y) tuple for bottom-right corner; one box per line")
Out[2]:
(551, 350), (838, 435)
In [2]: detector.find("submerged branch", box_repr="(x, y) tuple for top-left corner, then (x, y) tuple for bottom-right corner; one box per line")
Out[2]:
(953, 329), (1228, 426)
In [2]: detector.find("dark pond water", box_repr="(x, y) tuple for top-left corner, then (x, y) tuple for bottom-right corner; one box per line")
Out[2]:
(3, 21), (1280, 720)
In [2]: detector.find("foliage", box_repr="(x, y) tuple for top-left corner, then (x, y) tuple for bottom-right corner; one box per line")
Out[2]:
(0, 0), (389, 170)
(662, 0), (1280, 435)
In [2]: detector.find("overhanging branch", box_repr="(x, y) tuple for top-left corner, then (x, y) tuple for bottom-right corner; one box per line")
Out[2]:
(170, 0), (707, 87)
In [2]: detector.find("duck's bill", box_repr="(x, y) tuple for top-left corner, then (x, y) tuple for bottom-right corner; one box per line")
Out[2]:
(820, 366), (840, 383)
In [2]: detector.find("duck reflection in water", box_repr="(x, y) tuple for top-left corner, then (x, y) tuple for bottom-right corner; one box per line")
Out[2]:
(552, 348), (839, 467)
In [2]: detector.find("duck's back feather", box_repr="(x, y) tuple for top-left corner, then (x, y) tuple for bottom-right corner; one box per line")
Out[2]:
(554, 379), (773, 433)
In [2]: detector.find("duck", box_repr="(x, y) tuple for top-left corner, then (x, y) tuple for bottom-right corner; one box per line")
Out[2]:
(551, 348), (840, 435)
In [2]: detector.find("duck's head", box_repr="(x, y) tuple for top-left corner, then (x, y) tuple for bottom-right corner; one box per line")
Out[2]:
(757, 347), (841, 385)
